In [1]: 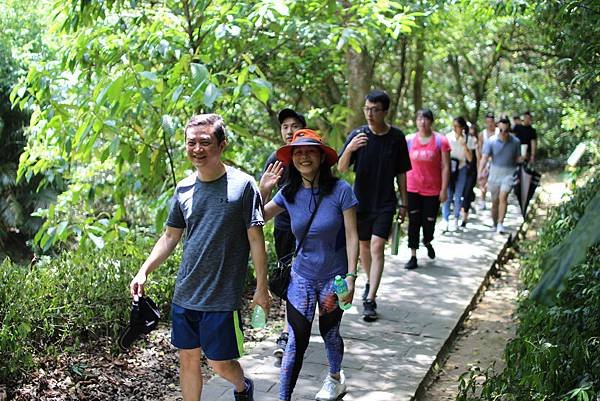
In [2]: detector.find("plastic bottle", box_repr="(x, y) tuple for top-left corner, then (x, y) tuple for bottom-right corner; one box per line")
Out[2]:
(391, 221), (403, 255)
(333, 275), (352, 310)
(251, 305), (266, 329)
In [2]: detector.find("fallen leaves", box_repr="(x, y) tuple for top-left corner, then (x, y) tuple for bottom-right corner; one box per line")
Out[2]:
(7, 292), (286, 400)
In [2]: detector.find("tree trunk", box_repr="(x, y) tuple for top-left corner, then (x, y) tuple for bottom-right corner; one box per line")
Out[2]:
(345, 46), (372, 134)
(390, 36), (408, 123)
(413, 36), (424, 115)
(448, 54), (469, 118)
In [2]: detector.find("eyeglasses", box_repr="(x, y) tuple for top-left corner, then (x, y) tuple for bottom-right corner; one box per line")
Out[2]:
(363, 107), (384, 114)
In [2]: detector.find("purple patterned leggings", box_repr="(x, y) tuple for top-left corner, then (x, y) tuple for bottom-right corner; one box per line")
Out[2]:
(279, 271), (345, 401)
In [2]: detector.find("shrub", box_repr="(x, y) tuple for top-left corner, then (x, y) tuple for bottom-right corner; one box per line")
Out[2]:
(0, 235), (180, 384)
(458, 176), (600, 400)
(0, 223), (274, 385)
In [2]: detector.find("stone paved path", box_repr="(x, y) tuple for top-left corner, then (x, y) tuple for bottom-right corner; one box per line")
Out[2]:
(201, 198), (522, 401)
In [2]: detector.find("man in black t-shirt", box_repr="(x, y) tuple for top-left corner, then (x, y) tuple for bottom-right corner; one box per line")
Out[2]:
(512, 111), (538, 163)
(260, 108), (306, 360)
(339, 90), (411, 322)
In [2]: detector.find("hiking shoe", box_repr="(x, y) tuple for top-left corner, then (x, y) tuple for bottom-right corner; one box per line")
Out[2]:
(362, 300), (378, 322)
(362, 282), (370, 301)
(234, 377), (254, 401)
(424, 243), (435, 259)
(272, 332), (288, 358)
(405, 256), (418, 270)
(315, 371), (346, 400)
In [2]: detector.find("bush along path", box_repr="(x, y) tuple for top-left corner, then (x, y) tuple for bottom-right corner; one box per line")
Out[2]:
(2, 287), (286, 401)
(455, 170), (600, 401)
(419, 170), (568, 400)
(0, 239), (286, 401)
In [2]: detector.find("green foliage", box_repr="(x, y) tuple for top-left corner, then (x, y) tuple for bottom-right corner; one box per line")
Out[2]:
(485, 0), (600, 161)
(422, 0), (519, 124)
(532, 187), (600, 302)
(11, 0), (420, 252)
(532, 0), (600, 101)
(0, 236), (180, 384)
(0, 0), (59, 249)
(457, 175), (600, 400)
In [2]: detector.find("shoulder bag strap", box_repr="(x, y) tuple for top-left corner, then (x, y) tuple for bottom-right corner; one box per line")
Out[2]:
(293, 193), (324, 257)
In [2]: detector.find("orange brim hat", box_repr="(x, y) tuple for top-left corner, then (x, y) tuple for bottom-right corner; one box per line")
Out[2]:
(275, 129), (339, 167)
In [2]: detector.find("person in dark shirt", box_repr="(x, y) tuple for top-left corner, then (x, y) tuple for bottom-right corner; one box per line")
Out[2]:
(512, 114), (522, 129)
(260, 108), (306, 361)
(512, 111), (538, 163)
(338, 90), (411, 322)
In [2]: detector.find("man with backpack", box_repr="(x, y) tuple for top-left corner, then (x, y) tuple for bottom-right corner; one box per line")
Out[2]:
(338, 90), (411, 322)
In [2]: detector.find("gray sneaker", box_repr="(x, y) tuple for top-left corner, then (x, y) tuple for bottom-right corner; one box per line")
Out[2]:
(362, 300), (378, 322)
(272, 332), (288, 358)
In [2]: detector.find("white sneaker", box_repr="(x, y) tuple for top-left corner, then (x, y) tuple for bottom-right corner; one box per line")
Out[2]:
(315, 371), (346, 401)
(453, 219), (459, 231)
(443, 220), (450, 232)
(496, 223), (507, 234)
(479, 199), (487, 210)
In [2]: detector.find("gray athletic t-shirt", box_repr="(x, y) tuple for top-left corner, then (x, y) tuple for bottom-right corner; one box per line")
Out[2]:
(482, 134), (521, 168)
(166, 166), (264, 311)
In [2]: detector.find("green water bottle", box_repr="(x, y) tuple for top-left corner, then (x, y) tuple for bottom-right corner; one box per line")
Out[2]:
(391, 220), (403, 255)
(251, 305), (266, 329)
(333, 275), (352, 310)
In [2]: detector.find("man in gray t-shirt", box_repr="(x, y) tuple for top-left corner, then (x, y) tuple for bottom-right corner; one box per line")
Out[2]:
(479, 117), (522, 235)
(130, 114), (270, 401)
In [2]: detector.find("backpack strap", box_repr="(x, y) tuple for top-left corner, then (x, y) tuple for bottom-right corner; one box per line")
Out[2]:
(407, 133), (441, 151)
(434, 133), (441, 151)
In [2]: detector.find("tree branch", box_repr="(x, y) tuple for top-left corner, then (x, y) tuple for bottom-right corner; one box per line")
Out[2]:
(448, 55), (468, 118)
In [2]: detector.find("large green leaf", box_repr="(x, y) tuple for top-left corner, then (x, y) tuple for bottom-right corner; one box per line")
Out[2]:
(531, 189), (600, 303)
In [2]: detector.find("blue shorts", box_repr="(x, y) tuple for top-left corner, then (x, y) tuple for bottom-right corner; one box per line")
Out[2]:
(171, 304), (245, 361)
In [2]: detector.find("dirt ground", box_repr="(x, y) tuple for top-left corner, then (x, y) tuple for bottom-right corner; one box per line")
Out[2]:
(419, 170), (567, 400)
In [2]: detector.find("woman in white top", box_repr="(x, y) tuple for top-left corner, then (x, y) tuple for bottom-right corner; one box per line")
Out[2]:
(442, 116), (474, 231)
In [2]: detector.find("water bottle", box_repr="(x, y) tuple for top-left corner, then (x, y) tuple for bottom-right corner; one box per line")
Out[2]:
(251, 305), (266, 329)
(391, 220), (403, 255)
(333, 275), (352, 310)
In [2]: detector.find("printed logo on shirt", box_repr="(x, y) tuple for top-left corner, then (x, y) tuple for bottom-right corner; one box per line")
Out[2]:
(411, 149), (437, 161)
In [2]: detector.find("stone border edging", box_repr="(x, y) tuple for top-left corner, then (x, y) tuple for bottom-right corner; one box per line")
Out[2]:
(412, 190), (541, 400)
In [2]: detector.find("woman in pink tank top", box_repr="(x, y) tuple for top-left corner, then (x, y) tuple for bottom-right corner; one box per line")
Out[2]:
(404, 109), (451, 270)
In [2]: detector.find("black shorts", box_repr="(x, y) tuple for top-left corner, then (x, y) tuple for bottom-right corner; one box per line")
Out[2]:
(357, 212), (394, 241)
